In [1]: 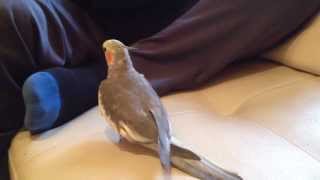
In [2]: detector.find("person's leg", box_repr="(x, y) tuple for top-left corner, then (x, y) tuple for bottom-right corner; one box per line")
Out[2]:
(0, 1), (39, 179)
(0, 0), (105, 177)
(130, 0), (320, 96)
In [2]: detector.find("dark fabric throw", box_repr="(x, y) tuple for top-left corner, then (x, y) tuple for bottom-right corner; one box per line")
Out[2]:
(0, 0), (319, 179)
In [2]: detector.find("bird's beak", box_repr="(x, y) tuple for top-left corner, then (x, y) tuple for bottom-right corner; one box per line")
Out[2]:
(104, 49), (114, 65)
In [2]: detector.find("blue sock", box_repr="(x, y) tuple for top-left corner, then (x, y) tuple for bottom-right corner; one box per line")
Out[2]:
(22, 72), (61, 134)
(22, 63), (105, 134)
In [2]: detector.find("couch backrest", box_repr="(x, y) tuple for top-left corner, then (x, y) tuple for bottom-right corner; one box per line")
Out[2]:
(264, 13), (320, 75)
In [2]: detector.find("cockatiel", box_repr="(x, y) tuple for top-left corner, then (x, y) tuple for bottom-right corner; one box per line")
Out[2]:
(98, 39), (243, 180)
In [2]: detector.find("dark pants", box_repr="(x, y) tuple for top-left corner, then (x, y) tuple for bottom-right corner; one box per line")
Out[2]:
(0, 0), (104, 178)
(1, 0), (319, 179)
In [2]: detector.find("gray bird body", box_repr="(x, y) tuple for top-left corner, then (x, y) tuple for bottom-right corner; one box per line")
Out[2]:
(99, 69), (170, 146)
(98, 39), (243, 180)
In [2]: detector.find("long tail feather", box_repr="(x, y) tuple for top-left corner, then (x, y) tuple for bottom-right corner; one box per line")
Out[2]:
(148, 110), (172, 178)
(170, 138), (242, 180)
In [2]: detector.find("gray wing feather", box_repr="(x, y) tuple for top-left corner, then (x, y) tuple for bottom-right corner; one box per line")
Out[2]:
(149, 109), (171, 173)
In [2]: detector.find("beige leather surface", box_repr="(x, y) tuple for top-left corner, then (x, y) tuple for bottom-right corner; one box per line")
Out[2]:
(265, 13), (320, 75)
(9, 60), (320, 180)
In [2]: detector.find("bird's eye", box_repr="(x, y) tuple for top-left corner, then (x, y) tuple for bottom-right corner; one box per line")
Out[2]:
(103, 47), (107, 52)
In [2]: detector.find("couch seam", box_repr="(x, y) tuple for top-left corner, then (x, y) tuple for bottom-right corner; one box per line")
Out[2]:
(221, 76), (313, 115)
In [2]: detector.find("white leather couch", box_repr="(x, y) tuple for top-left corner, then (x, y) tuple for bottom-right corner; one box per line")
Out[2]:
(9, 15), (320, 180)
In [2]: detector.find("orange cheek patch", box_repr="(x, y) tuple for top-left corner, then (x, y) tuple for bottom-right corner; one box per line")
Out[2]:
(105, 51), (114, 65)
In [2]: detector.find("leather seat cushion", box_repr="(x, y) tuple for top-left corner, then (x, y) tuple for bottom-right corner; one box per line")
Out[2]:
(9, 59), (320, 180)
